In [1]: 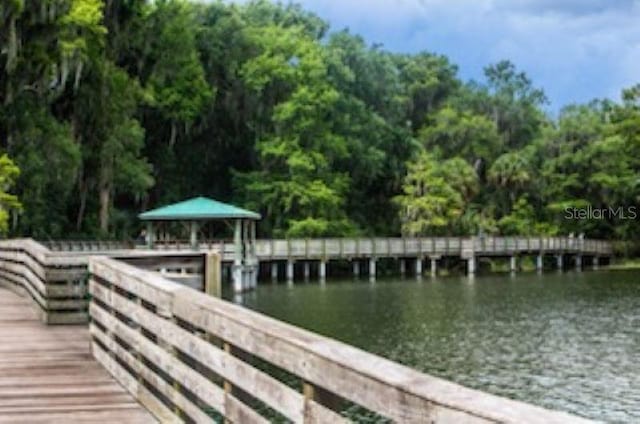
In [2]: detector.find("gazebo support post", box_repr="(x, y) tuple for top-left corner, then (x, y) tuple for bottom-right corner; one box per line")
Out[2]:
(242, 219), (250, 291)
(189, 221), (198, 250)
(233, 219), (243, 293)
(249, 220), (258, 289)
(146, 222), (155, 249)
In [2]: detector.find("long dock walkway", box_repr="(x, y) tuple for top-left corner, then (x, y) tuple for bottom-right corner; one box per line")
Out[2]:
(0, 287), (154, 423)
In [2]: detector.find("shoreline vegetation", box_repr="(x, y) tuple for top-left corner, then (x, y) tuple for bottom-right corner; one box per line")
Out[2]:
(0, 0), (637, 247)
(607, 259), (640, 270)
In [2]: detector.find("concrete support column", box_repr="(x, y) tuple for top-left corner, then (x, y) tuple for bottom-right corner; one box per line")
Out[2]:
(593, 256), (600, 269)
(467, 256), (476, 275)
(232, 266), (243, 293)
(319, 260), (327, 280)
(399, 259), (406, 276)
(224, 264), (231, 283)
(352, 260), (360, 277)
(510, 256), (517, 272)
(286, 260), (294, 281)
(369, 258), (376, 279)
(303, 262), (310, 280)
(415, 257), (423, 276)
(556, 254), (563, 270)
(243, 268), (251, 291)
(575, 255), (582, 270)
(536, 254), (543, 271)
(430, 257), (437, 276)
(271, 262), (278, 281)
(250, 266), (258, 289)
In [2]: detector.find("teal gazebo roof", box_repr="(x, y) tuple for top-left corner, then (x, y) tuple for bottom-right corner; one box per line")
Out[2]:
(139, 196), (261, 221)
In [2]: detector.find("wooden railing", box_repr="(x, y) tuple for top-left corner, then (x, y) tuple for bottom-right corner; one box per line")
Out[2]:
(0, 239), (219, 324)
(88, 256), (590, 423)
(0, 239), (89, 324)
(43, 239), (134, 251)
(255, 237), (613, 260)
(41, 237), (614, 262)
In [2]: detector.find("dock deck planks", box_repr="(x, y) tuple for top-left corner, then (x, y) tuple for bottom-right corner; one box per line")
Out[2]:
(0, 287), (155, 423)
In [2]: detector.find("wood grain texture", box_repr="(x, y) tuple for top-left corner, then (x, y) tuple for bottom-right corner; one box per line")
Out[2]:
(90, 255), (594, 424)
(0, 287), (156, 423)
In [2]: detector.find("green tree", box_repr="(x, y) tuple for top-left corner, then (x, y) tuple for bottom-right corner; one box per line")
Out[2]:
(395, 152), (477, 236)
(0, 153), (21, 234)
(235, 25), (354, 237)
(144, 0), (212, 147)
(397, 53), (459, 131)
(73, 61), (153, 234)
(419, 105), (502, 176)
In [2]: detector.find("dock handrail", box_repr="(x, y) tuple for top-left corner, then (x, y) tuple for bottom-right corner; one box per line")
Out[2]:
(88, 255), (591, 423)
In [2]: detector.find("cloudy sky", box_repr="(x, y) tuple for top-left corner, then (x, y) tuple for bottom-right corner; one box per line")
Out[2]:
(247, 0), (640, 112)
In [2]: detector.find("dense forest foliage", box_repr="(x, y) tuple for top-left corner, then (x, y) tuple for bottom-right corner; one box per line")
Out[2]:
(0, 0), (638, 245)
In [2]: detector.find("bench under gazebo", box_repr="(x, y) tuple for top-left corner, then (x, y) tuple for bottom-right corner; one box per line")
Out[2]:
(138, 196), (261, 293)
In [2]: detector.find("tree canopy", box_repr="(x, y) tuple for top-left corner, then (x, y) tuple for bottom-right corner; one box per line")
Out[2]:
(0, 0), (637, 247)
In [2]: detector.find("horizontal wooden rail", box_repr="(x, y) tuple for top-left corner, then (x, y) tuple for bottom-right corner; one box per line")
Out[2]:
(88, 256), (591, 423)
(0, 239), (217, 324)
(43, 239), (134, 251)
(0, 239), (88, 324)
(254, 237), (613, 260)
(41, 236), (613, 264)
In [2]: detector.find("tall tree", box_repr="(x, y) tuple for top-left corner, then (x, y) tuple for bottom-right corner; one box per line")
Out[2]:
(395, 152), (477, 236)
(0, 153), (21, 234)
(235, 25), (354, 237)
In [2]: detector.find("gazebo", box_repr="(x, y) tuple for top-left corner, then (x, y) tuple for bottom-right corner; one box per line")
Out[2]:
(138, 196), (261, 293)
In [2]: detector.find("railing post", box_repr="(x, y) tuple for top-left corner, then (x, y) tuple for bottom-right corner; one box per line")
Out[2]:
(303, 380), (316, 417)
(204, 252), (221, 298)
(156, 297), (183, 419)
(223, 342), (234, 424)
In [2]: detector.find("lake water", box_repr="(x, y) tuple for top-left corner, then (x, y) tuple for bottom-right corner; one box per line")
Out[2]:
(231, 270), (640, 422)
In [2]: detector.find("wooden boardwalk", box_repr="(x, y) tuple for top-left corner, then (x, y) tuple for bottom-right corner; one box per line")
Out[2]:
(0, 287), (155, 423)
(0, 239), (593, 423)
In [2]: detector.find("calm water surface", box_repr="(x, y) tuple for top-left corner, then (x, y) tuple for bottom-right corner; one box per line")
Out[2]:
(229, 270), (640, 422)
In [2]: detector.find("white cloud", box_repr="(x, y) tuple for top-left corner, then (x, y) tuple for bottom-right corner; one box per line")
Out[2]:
(225, 0), (640, 108)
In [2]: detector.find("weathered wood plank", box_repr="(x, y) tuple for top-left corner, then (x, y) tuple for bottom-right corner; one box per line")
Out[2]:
(90, 279), (307, 423)
(90, 322), (212, 423)
(86, 255), (594, 424)
(90, 303), (227, 413)
(89, 258), (178, 312)
(0, 287), (156, 423)
(171, 288), (591, 424)
(92, 340), (173, 422)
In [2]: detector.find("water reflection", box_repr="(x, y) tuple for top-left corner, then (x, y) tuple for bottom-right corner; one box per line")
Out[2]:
(232, 270), (640, 422)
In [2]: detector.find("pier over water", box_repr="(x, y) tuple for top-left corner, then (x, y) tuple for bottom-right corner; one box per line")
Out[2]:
(0, 238), (606, 422)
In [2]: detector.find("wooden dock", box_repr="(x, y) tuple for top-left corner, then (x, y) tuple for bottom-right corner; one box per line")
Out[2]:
(0, 238), (599, 422)
(42, 236), (614, 293)
(0, 287), (155, 423)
